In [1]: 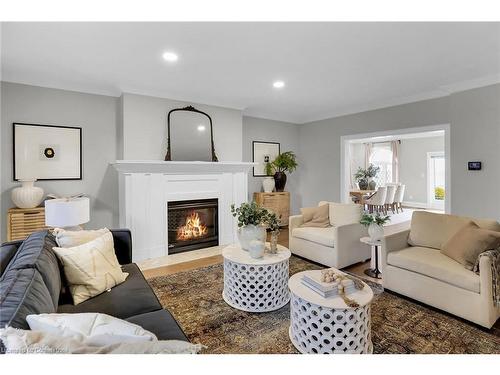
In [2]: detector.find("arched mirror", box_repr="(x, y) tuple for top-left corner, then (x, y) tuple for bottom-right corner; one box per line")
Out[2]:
(164, 106), (218, 162)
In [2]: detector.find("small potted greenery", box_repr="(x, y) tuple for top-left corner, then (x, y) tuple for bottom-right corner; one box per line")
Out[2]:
(360, 212), (390, 241)
(354, 164), (380, 190)
(269, 151), (298, 192)
(266, 210), (281, 254)
(262, 162), (275, 193)
(231, 202), (269, 253)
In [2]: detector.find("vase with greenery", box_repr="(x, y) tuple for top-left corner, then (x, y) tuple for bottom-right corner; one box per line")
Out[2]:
(360, 212), (390, 241)
(266, 210), (281, 254)
(231, 202), (268, 251)
(354, 164), (380, 190)
(262, 162), (276, 193)
(269, 151), (298, 192)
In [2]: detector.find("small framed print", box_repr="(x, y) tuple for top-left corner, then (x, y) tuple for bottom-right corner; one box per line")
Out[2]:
(13, 123), (82, 180)
(252, 141), (280, 177)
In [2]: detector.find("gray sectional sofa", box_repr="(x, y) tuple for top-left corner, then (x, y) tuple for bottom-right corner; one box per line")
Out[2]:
(0, 229), (188, 347)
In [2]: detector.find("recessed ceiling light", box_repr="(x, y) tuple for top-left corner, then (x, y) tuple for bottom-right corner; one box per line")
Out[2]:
(273, 80), (285, 89)
(162, 51), (178, 62)
(197, 125), (206, 132)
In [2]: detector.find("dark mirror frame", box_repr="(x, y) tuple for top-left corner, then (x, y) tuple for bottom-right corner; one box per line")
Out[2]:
(164, 105), (218, 162)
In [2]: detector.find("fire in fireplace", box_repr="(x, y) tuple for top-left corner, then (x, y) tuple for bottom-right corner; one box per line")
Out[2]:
(167, 198), (218, 254)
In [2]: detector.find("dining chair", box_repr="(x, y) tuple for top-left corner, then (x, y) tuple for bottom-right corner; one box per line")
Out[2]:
(365, 186), (387, 214)
(384, 185), (397, 214)
(394, 184), (406, 213)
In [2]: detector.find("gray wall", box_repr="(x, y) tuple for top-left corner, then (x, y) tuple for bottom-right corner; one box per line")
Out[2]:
(0, 82), (120, 241)
(121, 93), (243, 161)
(399, 136), (445, 205)
(242, 116), (302, 214)
(299, 84), (500, 220)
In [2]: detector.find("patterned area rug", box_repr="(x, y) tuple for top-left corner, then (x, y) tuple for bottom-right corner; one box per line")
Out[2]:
(147, 256), (500, 354)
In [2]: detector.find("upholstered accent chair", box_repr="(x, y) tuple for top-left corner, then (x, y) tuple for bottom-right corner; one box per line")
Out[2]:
(381, 211), (500, 328)
(289, 202), (370, 269)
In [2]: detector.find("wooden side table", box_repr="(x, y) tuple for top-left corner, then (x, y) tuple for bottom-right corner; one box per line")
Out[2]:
(253, 191), (290, 226)
(7, 207), (47, 241)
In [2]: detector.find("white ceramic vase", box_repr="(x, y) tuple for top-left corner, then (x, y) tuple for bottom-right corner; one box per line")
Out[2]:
(262, 177), (275, 193)
(237, 224), (267, 251)
(249, 240), (265, 259)
(368, 223), (384, 241)
(11, 179), (44, 209)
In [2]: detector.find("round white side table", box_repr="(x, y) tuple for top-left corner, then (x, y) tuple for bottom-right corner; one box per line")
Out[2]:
(288, 270), (374, 354)
(360, 236), (382, 279)
(222, 243), (291, 312)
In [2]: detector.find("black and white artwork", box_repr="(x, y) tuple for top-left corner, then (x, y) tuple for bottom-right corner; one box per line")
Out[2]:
(13, 123), (82, 180)
(252, 141), (280, 177)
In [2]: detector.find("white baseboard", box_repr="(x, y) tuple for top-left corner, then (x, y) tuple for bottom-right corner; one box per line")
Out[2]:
(402, 201), (430, 209)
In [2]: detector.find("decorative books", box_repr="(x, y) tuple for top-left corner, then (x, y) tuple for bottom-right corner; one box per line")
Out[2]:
(301, 272), (357, 298)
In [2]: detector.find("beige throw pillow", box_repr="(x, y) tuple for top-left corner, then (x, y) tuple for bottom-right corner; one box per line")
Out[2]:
(441, 222), (500, 268)
(54, 228), (110, 248)
(52, 232), (128, 305)
(300, 204), (330, 228)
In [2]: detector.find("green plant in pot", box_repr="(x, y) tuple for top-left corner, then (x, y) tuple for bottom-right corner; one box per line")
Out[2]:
(265, 210), (281, 254)
(354, 164), (380, 190)
(269, 151), (298, 192)
(360, 212), (390, 241)
(231, 202), (268, 253)
(262, 162), (276, 193)
(366, 164), (380, 190)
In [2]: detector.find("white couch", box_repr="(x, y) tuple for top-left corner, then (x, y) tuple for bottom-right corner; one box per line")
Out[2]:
(289, 201), (370, 269)
(381, 211), (500, 328)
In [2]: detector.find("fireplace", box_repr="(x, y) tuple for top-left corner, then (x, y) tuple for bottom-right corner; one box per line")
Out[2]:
(167, 198), (219, 254)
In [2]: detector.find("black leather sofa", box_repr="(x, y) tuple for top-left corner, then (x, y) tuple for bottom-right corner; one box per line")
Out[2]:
(0, 229), (188, 343)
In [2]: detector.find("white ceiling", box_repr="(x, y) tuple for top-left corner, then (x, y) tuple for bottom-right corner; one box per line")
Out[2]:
(2, 22), (500, 123)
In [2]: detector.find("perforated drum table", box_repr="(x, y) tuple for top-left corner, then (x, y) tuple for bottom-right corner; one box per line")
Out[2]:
(288, 270), (374, 354)
(222, 243), (291, 312)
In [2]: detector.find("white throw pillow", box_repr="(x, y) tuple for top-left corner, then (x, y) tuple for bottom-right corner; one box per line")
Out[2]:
(53, 227), (110, 247)
(52, 232), (128, 305)
(318, 201), (362, 227)
(0, 326), (203, 354)
(26, 313), (156, 346)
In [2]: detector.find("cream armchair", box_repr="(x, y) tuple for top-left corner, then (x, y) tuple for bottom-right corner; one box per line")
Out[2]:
(381, 211), (500, 328)
(289, 202), (370, 269)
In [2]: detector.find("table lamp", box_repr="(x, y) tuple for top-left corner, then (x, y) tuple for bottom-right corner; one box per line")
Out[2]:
(45, 197), (90, 230)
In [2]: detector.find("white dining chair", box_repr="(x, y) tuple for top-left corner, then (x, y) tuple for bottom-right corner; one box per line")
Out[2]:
(394, 184), (406, 213)
(365, 186), (387, 214)
(384, 185), (397, 214)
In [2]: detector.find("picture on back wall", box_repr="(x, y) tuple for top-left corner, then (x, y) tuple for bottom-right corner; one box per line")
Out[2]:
(13, 123), (82, 180)
(252, 141), (280, 177)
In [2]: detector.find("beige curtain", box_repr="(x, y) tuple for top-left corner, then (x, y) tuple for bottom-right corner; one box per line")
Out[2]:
(348, 143), (356, 189)
(364, 143), (373, 168)
(391, 140), (400, 183)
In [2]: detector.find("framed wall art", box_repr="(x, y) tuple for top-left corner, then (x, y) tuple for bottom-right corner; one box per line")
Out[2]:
(252, 141), (280, 177)
(13, 123), (82, 181)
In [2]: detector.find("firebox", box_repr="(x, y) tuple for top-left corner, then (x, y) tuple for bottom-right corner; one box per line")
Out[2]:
(167, 198), (219, 254)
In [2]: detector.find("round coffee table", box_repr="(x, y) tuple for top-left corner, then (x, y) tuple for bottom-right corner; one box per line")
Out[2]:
(222, 243), (291, 312)
(288, 270), (374, 354)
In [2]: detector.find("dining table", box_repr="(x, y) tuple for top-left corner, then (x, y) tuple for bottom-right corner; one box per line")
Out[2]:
(349, 189), (376, 205)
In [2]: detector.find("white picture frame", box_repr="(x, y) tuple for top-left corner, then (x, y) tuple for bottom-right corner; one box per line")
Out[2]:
(252, 141), (280, 177)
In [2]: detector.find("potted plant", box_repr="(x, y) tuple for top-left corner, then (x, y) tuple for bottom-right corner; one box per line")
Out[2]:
(354, 164), (380, 190)
(265, 210), (281, 254)
(366, 164), (380, 190)
(262, 162), (276, 193)
(231, 202), (268, 252)
(360, 212), (390, 241)
(354, 167), (369, 190)
(270, 151), (298, 192)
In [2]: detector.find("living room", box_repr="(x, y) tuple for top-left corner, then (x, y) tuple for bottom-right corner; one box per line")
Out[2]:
(1, 0), (499, 372)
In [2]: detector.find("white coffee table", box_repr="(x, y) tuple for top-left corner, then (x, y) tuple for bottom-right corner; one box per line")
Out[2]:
(288, 270), (374, 354)
(222, 243), (291, 312)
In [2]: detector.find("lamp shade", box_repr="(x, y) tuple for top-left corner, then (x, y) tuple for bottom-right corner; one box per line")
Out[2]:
(45, 197), (90, 228)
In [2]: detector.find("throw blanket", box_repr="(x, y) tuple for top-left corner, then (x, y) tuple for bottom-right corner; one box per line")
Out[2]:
(472, 249), (500, 306)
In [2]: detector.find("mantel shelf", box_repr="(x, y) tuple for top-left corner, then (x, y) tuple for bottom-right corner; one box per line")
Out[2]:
(112, 160), (257, 174)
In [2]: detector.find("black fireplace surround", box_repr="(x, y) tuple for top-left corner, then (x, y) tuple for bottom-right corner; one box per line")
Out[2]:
(167, 198), (219, 254)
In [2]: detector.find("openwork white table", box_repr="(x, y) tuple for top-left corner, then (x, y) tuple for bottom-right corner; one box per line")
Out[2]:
(289, 270), (374, 354)
(222, 243), (291, 312)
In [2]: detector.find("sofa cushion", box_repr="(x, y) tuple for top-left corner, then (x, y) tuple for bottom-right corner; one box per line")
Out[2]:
(0, 242), (21, 276)
(292, 227), (335, 247)
(0, 268), (56, 329)
(387, 246), (480, 293)
(3, 231), (61, 308)
(126, 309), (188, 342)
(318, 201), (362, 227)
(300, 204), (330, 228)
(53, 228), (109, 248)
(408, 211), (500, 250)
(57, 263), (162, 319)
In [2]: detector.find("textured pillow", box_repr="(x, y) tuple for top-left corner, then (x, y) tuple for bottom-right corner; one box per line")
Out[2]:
(53, 228), (109, 248)
(441, 222), (500, 268)
(408, 211), (447, 249)
(300, 204), (330, 228)
(27, 313), (156, 346)
(329, 203), (363, 227)
(52, 232), (128, 305)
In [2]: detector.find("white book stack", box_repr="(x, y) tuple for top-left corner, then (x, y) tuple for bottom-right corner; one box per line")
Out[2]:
(301, 273), (357, 298)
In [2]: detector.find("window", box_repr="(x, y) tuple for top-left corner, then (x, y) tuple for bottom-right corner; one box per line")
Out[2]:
(369, 143), (393, 186)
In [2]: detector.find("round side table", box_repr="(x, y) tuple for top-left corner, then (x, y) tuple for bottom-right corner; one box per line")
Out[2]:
(360, 236), (382, 279)
(222, 243), (291, 312)
(288, 270), (374, 354)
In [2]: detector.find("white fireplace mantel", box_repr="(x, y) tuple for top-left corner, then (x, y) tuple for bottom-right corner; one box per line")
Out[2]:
(112, 160), (256, 262)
